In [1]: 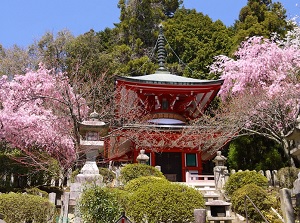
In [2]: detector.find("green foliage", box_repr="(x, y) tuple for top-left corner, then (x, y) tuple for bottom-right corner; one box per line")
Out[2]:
(118, 0), (168, 47)
(0, 192), (55, 223)
(30, 29), (74, 72)
(227, 135), (287, 171)
(164, 8), (233, 78)
(225, 171), (268, 196)
(78, 186), (123, 223)
(120, 163), (165, 184)
(70, 169), (80, 183)
(124, 176), (168, 192)
(126, 181), (205, 222)
(231, 184), (274, 223)
(0, 150), (60, 191)
(99, 167), (116, 185)
(232, 0), (292, 50)
(25, 187), (48, 198)
(277, 167), (300, 188)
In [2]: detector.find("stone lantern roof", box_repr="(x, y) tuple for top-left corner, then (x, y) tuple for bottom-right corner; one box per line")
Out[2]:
(78, 111), (108, 136)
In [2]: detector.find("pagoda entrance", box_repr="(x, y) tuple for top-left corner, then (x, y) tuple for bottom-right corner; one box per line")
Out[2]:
(155, 152), (182, 182)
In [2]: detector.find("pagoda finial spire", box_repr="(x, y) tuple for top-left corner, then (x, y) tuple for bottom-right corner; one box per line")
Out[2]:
(157, 24), (167, 71)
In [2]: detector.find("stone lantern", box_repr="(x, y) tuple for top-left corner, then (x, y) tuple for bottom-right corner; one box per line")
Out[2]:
(69, 111), (108, 223)
(136, 149), (149, 164)
(286, 115), (300, 161)
(213, 151), (228, 190)
(76, 110), (108, 182)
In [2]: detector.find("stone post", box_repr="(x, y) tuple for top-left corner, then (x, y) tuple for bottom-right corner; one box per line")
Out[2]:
(49, 192), (56, 205)
(293, 172), (300, 221)
(194, 209), (206, 223)
(279, 188), (295, 223)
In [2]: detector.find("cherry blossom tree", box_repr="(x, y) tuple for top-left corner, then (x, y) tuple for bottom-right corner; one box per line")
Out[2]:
(210, 35), (300, 166)
(0, 64), (89, 171)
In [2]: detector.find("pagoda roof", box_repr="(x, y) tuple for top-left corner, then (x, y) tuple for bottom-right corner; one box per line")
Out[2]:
(116, 70), (223, 86)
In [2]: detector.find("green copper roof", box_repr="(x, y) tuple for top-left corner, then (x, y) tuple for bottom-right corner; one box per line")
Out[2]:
(117, 71), (223, 85)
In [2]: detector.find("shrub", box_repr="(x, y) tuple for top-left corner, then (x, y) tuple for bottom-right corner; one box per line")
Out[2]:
(0, 192), (55, 223)
(231, 184), (274, 223)
(277, 167), (299, 188)
(225, 171), (268, 196)
(126, 181), (205, 223)
(70, 169), (80, 183)
(25, 187), (48, 198)
(124, 176), (168, 192)
(78, 186), (124, 223)
(120, 163), (165, 184)
(99, 167), (116, 185)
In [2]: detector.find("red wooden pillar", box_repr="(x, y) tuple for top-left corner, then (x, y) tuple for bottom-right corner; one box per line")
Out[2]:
(151, 151), (156, 166)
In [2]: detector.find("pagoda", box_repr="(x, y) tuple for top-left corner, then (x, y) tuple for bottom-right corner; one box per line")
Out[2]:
(105, 26), (224, 182)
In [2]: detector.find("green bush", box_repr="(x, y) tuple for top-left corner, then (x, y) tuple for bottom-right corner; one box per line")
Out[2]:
(78, 186), (124, 223)
(25, 187), (48, 198)
(0, 192), (55, 223)
(70, 169), (80, 183)
(277, 167), (299, 188)
(124, 176), (168, 192)
(225, 171), (268, 196)
(126, 181), (205, 222)
(99, 167), (116, 185)
(231, 184), (274, 223)
(120, 163), (165, 184)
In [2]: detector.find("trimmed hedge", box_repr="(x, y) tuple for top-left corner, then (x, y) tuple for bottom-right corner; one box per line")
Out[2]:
(126, 181), (205, 222)
(99, 167), (116, 185)
(225, 171), (268, 196)
(231, 184), (274, 222)
(0, 192), (55, 223)
(78, 186), (123, 223)
(120, 163), (165, 184)
(124, 176), (168, 192)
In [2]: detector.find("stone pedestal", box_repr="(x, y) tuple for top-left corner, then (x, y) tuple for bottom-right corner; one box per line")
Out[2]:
(69, 149), (103, 222)
(194, 209), (206, 223)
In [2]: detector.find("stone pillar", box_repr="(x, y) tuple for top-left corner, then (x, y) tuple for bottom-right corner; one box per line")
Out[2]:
(273, 170), (279, 187)
(279, 188), (295, 223)
(194, 209), (206, 223)
(49, 192), (56, 205)
(265, 170), (273, 187)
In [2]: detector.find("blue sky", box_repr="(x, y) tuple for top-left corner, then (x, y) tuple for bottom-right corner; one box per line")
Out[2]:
(0, 0), (299, 48)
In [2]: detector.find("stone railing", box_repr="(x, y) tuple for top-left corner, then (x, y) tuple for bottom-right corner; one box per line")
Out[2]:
(185, 172), (215, 191)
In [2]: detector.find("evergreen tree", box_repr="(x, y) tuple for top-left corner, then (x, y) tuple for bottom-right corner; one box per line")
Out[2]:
(164, 8), (234, 79)
(232, 0), (292, 49)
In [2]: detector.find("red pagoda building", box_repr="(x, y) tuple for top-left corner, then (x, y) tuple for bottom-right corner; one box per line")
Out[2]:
(105, 26), (223, 182)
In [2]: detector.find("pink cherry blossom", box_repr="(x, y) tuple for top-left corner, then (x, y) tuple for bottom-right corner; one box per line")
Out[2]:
(210, 35), (300, 166)
(0, 64), (88, 167)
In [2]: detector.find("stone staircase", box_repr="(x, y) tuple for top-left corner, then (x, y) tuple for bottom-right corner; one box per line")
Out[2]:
(185, 172), (239, 223)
